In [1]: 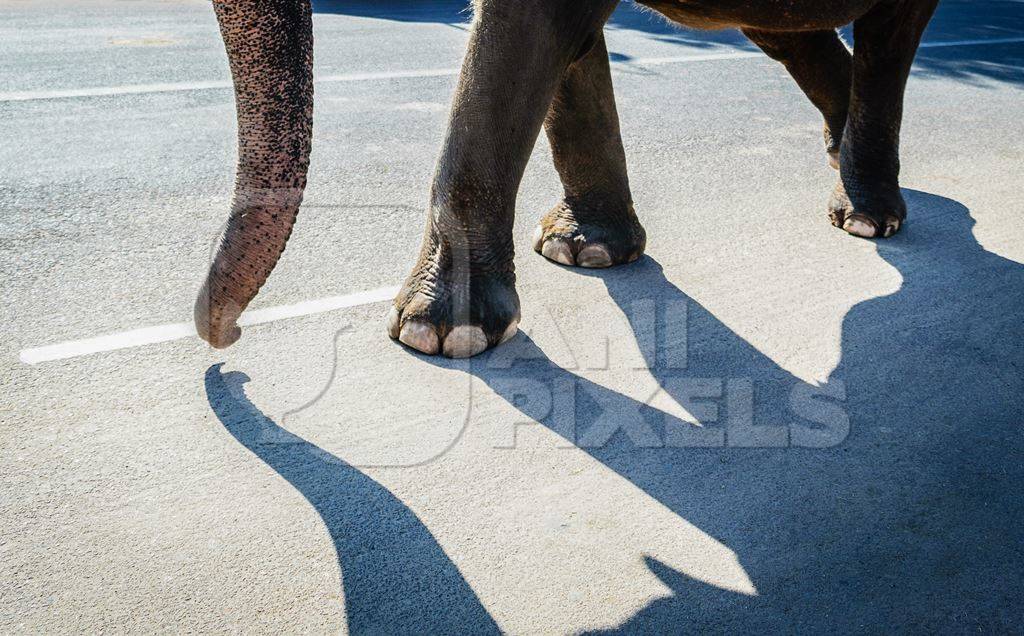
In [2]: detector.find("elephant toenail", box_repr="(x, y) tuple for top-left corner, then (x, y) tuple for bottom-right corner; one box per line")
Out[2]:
(386, 306), (401, 339)
(843, 215), (879, 239)
(399, 322), (440, 355)
(498, 321), (519, 345)
(577, 244), (613, 268)
(443, 325), (489, 358)
(541, 239), (574, 266)
(532, 225), (545, 252)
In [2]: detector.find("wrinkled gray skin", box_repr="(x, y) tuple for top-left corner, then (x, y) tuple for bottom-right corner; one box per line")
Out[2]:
(196, 0), (939, 358)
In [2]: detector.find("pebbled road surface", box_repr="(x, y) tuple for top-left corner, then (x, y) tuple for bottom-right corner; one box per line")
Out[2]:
(2, 1), (1023, 633)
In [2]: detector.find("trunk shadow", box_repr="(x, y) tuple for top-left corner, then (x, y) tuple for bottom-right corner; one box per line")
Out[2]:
(204, 365), (499, 634)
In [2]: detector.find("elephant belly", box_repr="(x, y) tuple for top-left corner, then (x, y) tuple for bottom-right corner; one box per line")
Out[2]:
(636, 0), (878, 31)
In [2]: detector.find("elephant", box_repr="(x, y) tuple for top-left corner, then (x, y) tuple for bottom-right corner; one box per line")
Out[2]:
(195, 0), (939, 358)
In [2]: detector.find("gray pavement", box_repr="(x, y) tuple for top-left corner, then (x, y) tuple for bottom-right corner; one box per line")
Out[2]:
(2, 0), (1023, 633)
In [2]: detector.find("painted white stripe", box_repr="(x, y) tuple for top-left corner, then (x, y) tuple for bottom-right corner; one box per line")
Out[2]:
(13, 32), (1024, 363)
(625, 35), (1024, 67)
(236, 285), (399, 326)
(19, 323), (197, 365)
(0, 80), (232, 103)
(918, 36), (1024, 49)
(18, 285), (400, 365)
(0, 69), (461, 103)
(627, 50), (763, 66)
(316, 67), (459, 83)
(3, 35), (1022, 103)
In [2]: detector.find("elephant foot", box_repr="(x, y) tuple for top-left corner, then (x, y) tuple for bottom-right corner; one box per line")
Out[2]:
(388, 248), (520, 358)
(828, 181), (905, 239)
(533, 199), (646, 269)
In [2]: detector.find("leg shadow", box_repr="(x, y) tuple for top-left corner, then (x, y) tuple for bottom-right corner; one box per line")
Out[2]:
(460, 189), (1024, 631)
(205, 365), (499, 634)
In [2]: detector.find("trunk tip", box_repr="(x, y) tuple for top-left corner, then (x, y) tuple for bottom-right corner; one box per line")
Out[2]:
(194, 290), (243, 349)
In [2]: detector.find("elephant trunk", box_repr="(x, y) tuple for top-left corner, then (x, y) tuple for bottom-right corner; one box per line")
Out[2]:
(195, 0), (314, 348)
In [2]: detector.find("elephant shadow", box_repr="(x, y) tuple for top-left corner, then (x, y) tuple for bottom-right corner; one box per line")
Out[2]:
(204, 190), (1022, 631)
(463, 189), (1024, 631)
(204, 365), (500, 635)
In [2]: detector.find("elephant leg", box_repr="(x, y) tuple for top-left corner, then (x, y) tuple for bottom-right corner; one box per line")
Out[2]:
(829, 0), (939, 238)
(195, 0), (314, 347)
(389, 0), (620, 358)
(743, 28), (852, 170)
(533, 32), (646, 269)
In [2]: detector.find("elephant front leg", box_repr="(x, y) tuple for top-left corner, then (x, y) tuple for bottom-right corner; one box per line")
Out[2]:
(534, 32), (646, 269)
(389, 0), (620, 357)
(829, 0), (939, 238)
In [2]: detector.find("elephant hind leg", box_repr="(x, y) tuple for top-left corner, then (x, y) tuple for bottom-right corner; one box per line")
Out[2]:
(743, 28), (853, 170)
(536, 32), (646, 269)
(829, 0), (939, 238)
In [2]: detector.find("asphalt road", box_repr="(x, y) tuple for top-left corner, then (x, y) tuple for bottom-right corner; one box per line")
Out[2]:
(2, 0), (1023, 633)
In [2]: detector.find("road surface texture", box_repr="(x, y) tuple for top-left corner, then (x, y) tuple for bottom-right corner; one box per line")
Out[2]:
(2, 0), (1023, 633)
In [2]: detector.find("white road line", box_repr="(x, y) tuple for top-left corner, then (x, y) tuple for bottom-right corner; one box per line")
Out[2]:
(624, 50), (763, 66)
(3, 35), (1023, 103)
(13, 32), (1024, 364)
(630, 35), (1024, 66)
(918, 36), (1024, 48)
(0, 80), (233, 103)
(0, 69), (461, 103)
(316, 67), (460, 83)
(18, 285), (400, 365)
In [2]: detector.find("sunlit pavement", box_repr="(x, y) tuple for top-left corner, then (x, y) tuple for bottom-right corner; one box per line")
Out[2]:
(2, 1), (1023, 632)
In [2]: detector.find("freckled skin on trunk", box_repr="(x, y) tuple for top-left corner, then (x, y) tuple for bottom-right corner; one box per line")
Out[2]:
(195, 0), (313, 348)
(203, 0), (940, 356)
